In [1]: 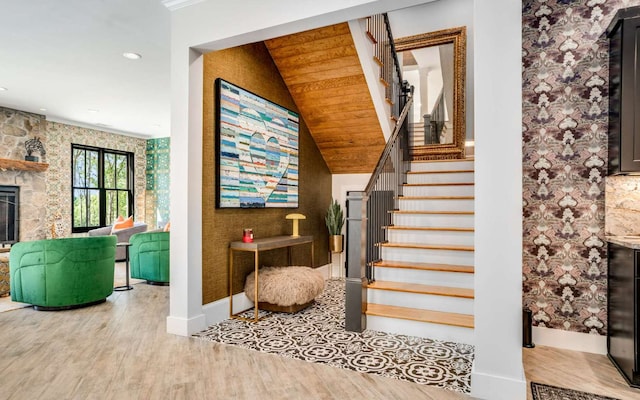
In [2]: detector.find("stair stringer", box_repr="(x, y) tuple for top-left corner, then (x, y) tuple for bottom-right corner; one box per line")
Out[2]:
(348, 18), (393, 140)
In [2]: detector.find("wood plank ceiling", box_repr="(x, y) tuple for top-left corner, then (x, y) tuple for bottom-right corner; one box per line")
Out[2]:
(265, 22), (385, 174)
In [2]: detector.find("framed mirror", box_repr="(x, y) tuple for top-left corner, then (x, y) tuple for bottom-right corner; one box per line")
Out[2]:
(395, 26), (466, 160)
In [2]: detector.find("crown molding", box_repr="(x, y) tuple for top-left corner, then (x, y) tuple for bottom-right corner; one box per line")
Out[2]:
(162, 0), (205, 11)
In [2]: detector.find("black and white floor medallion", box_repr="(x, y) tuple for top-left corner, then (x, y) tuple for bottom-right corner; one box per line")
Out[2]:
(194, 279), (474, 394)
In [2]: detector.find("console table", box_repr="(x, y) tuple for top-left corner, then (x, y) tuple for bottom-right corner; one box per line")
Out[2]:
(229, 235), (314, 322)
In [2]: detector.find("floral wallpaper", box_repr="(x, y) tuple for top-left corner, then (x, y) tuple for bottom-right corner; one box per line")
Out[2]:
(46, 122), (147, 237)
(145, 137), (170, 230)
(522, 0), (640, 335)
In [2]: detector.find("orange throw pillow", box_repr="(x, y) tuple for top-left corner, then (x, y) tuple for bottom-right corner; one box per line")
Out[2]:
(112, 216), (134, 232)
(163, 222), (171, 232)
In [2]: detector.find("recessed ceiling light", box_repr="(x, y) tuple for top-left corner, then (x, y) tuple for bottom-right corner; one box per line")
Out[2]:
(87, 108), (99, 113)
(0, 87), (7, 91)
(122, 52), (142, 60)
(152, 124), (161, 128)
(39, 108), (47, 112)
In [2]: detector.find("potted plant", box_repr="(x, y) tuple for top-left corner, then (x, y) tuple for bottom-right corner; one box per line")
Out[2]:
(325, 198), (345, 253)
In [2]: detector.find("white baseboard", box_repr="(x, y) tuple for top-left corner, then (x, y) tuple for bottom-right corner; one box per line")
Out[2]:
(532, 326), (606, 355)
(166, 313), (207, 336)
(316, 263), (331, 279)
(202, 292), (254, 325)
(471, 364), (526, 400)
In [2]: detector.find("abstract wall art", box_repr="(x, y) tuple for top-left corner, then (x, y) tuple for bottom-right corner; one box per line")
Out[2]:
(215, 78), (299, 208)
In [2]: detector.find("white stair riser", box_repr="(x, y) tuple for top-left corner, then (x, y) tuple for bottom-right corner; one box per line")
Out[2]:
(399, 198), (474, 212)
(368, 290), (474, 314)
(388, 229), (474, 246)
(366, 315), (475, 345)
(406, 172), (474, 184)
(410, 160), (475, 172)
(374, 266), (474, 288)
(403, 185), (474, 197)
(393, 213), (475, 228)
(382, 247), (474, 266)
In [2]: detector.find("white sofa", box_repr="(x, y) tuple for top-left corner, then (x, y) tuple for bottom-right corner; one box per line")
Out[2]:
(88, 222), (147, 261)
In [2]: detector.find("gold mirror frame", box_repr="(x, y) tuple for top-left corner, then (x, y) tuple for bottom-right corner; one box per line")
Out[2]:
(395, 26), (466, 160)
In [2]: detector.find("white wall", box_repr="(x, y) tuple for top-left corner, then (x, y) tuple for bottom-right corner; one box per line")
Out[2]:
(387, 0), (474, 139)
(471, 0), (525, 399)
(330, 174), (370, 277)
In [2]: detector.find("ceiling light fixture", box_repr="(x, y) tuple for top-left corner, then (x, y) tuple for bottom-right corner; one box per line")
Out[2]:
(87, 108), (99, 113)
(0, 87), (7, 91)
(122, 52), (142, 60)
(39, 108), (47, 112)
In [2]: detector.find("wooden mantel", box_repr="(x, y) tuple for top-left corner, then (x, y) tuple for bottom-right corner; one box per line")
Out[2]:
(0, 158), (49, 172)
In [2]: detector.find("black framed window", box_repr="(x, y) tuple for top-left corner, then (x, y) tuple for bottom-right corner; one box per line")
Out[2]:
(71, 144), (134, 232)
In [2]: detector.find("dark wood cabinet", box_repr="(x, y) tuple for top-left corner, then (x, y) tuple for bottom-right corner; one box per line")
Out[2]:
(608, 242), (640, 387)
(607, 7), (640, 175)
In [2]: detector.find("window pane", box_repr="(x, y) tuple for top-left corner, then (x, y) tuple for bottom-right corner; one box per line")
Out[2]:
(106, 190), (117, 224)
(88, 151), (99, 188)
(73, 189), (87, 228)
(88, 189), (100, 227)
(104, 153), (116, 188)
(116, 154), (128, 189)
(118, 190), (128, 218)
(73, 149), (86, 187)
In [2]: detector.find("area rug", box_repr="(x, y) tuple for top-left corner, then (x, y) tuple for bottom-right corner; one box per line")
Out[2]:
(194, 278), (474, 394)
(531, 382), (620, 400)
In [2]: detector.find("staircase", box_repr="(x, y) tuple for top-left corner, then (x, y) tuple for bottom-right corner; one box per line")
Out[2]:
(365, 158), (475, 345)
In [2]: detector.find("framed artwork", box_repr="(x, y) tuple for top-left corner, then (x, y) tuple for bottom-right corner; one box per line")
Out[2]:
(215, 78), (299, 208)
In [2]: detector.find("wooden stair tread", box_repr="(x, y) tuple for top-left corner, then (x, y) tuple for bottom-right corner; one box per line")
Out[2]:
(407, 169), (474, 175)
(367, 281), (474, 298)
(373, 260), (474, 273)
(392, 210), (474, 215)
(404, 182), (474, 187)
(380, 243), (474, 252)
(386, 226), (474, 232)
(366, 303), (474, 328)
(399, 196), (474, 200)
(411, 157), (475, 163)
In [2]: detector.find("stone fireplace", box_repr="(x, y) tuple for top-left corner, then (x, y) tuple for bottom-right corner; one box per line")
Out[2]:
(0, 107), (48, 242)
(0, 186), (19, 245)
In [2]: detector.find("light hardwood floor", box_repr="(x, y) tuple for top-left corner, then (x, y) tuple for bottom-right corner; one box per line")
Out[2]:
(0, 284), (467, 400)
(523, 345), (640, 400)
(2, 281), (639, 400)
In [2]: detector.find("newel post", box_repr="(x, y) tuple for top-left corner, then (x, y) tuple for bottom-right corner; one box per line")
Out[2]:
(345, 191), (367, 332)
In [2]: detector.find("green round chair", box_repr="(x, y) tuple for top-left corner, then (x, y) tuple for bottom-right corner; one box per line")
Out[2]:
(10, 236), (117, 310)
(129, 231), (169, 285)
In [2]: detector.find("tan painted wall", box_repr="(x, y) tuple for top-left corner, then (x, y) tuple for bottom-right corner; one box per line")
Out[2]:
(202, 42), (332, 304)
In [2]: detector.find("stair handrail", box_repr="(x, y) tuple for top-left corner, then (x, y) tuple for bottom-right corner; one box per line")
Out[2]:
(365, 91), (413, 195)
(363, 88), (414, 283)
(345, 13), (412, 333)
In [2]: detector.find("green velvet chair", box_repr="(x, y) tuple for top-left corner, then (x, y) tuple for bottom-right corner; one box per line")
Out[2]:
(9, 236), (117, 310)
(129, 231), (169, 285)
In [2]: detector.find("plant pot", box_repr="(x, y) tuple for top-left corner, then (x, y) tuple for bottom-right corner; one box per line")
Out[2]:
(329, 234), (343, 253)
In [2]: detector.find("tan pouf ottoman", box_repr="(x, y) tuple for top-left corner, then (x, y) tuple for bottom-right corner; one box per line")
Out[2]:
(0, 254), (10, 297)
(245, 266), (324, 313)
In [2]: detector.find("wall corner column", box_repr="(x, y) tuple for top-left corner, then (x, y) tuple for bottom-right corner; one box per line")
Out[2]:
(167, 39), (206, 335)
(471, 0), (526, 398)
